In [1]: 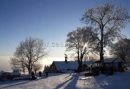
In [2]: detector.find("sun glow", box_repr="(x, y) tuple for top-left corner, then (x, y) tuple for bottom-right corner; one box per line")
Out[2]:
(41, 57), (65, 70)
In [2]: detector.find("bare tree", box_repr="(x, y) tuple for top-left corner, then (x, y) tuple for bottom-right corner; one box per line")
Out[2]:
(82, 2), (130, 62)
(10, 57), (26, 74)
(33, 63), (42, 74)
(10, 37), (47, 75)
(66, 27), (98, 71)
(110, 38), (130, 62)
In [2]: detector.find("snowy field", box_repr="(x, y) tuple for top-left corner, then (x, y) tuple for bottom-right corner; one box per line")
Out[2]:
(0, 70), (130, 89)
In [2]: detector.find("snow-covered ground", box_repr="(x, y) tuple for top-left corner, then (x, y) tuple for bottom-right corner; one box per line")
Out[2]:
(0, 70), (130, 89)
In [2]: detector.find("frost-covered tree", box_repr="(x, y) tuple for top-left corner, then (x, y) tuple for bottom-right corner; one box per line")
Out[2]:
(33, 63), (42, 74)
(11, 37), (47, 75)
(110, 38), (130, 62)
(82, 2), (130, 62)
(66, 27), (98, 71)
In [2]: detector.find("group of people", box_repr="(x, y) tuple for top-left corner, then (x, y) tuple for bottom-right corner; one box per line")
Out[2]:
(31, 71), (48, 80)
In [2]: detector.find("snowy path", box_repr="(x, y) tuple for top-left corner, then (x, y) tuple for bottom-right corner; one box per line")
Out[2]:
(0, 71), (130, 89)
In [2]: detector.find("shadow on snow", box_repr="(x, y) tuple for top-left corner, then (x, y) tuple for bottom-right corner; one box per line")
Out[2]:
(55, 73), (79, 89)
(0, 80), (30, 89)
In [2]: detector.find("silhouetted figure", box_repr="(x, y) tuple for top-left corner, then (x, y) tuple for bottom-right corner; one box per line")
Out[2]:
(64, 54), (68, 63)
(39, 71), (42, 77)
(31, 71), (36, 80)
(46, 72), (48, 77)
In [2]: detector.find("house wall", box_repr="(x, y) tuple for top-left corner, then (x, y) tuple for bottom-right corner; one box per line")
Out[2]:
(103, 62), (124, 72)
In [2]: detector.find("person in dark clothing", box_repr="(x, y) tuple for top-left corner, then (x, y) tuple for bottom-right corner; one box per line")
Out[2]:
(31, 71), (36, 80)
(39, 71), (42, 77)
(46, 72), (48, 77)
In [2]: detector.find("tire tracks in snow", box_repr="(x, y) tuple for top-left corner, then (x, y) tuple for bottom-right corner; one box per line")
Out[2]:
(54, 73), (74, 89)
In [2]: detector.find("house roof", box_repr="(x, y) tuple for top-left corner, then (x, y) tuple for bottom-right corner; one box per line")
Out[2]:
(52, 61), (93, 70)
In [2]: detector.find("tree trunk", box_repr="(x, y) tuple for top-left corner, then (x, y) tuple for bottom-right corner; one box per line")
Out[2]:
(100, 26), (104, 63)
(27, 64), (32, 77)
(77, 48), (82, 72)
(77, 61), (82, 72)
(100, 26), (105, 73)
(27, 67), (31, 76)
(77, 42), (80, 61)
(34, 70), (37, 75)
(22, 67), (25, 74)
